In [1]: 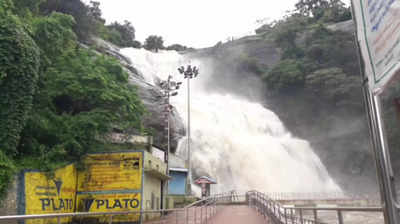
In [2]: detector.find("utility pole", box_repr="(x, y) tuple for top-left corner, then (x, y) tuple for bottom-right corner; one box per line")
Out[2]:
(161, 76), (181, 197)
(178, 65), (199, 195)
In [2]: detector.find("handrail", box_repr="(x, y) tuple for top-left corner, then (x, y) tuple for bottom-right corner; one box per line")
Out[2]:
(286, 206), (382, 212)
(247, 190), (384, 224)
(0, 190), (383, 224)
(265, 191), (380, 201)
(0, 192), (234, 224)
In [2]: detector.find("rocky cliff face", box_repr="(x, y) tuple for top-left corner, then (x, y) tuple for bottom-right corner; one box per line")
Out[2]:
(91, 38), (185, 152)
(189, 21), (379, 194)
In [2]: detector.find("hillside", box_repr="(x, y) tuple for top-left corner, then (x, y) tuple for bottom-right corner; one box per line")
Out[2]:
(190, 18), (379, 193)
(1, 0), (390, 201)
(0, 0), (185, 203)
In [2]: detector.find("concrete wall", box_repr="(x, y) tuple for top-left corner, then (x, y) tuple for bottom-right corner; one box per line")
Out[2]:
(142, 151), (167, 221)
(143, 175), (162, 210)
(0, 178), (18, 224)
(143, 151), (167, 175)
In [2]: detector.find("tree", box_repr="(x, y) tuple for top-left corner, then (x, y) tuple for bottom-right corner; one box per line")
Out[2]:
(39, 0), (99, 42)
(166, 44), (188, 52)
(0, 7), (40, 156)
(0, 0), (13, 14)
(18, 48), (146, 168)
(33, 12), (77, 67)
(321, 0), (351, 23)
(144, 35), (164, 52)
(0, 0), (146, 203)
(105, 20), (136, 47)
(295, 0), (330, 18)
(295, 0), (351, 22)
(12, 0), (46, 15)
(263, 59), (306, 92)
(0, 2), (40, 200)
(305, 67), (359, 101)
(271, 14), (308, 59)
(88, 1), (104, 23)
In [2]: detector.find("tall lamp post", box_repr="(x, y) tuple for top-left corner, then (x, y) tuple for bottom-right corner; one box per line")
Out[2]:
(178, 65), (199, 194)
(160, 76), (182, 196)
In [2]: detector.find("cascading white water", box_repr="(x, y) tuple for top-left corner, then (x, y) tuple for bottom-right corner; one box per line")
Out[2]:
(121, 48), (341, 194)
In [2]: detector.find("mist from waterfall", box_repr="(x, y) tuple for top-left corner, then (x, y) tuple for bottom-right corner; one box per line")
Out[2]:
(121, 48), (341, 194)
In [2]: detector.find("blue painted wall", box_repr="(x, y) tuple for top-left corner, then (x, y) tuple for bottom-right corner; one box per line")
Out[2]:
(168, 171), (187, 195)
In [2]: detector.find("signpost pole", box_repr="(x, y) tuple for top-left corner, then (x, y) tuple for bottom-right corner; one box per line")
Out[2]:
(351, 2), (400, 223)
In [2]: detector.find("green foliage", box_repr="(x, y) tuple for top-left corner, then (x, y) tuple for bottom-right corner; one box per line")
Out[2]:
(0, 7), (40, 201)
(0, 0), (14, 14)
(320, 1), (351, 23)
(39, 0), (99, 42)
(39, 0), (141, 48)
(295, 0), (351, 23)
(102, 20), (138, 48)
(271, 14), (309, 58)
(12, 0), (45, 15)
(0, 12), (40, 156)
(0, 0), (146, 202)
(166, 44), (189, 52)
(88, 1), (103, 22)
(305, 67), (360, 101)
(18, 49), (146, 170)
(33, 12), (77, 65)
(304, 24), (358, 74)
(263, 59), (306, 91)
(144, 35), (164, 52)
(236, 54), (265, 75)
(261, 10), (359, 98)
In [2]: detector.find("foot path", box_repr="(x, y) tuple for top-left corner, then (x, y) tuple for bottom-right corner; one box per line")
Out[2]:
(209, 205), (268, 224)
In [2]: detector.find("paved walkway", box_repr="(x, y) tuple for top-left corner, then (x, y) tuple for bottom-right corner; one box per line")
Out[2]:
(209, 205), (268, 224)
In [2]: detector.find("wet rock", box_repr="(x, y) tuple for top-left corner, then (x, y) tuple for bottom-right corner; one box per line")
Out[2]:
(92, 38), (185, 152)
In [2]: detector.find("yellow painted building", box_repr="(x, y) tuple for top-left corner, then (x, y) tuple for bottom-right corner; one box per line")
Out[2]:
(76, 151), (143, 223)
(19, 148), (169, 224)
(22, 164), (76, 224)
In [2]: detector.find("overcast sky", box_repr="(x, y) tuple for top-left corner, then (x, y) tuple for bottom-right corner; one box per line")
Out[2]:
(88, 0), (350, 48)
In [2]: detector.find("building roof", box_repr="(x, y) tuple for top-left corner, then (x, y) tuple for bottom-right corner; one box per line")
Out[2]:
(194, 176), (217, 184)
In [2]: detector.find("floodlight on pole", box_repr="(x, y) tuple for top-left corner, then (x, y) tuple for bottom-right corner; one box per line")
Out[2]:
(178, 64), (199, 195)
(160, 75), (181, 197)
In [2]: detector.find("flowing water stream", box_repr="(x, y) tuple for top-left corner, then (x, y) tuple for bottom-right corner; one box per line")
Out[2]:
(121, 48), (341, 194)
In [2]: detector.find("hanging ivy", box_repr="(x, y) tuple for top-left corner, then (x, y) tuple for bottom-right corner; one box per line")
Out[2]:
(0, 13), (40, 156)
(0, 4), (40, 202)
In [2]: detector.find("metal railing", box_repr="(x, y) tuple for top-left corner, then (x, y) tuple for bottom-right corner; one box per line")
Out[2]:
(265, 192), (380, 201)
(0, 193), (231, 224)
(0, 190), (383, 224)
(247, 190), (383, 224)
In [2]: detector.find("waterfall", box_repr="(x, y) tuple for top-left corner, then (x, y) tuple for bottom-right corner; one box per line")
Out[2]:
(121, 48), (341, 194)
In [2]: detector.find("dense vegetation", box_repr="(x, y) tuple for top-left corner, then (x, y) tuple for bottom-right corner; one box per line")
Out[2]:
(39, 0), (142, 48)
(229, 0), (365, 119)
(0, 0), (146, 202)
(260, 1), (357, 103)
(215, 0), (362, 116)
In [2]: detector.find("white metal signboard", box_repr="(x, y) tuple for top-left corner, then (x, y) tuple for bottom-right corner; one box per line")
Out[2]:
(352, 0), (400, 92)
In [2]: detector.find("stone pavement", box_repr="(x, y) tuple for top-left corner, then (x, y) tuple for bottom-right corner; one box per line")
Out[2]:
(208, 205), (268, 224)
